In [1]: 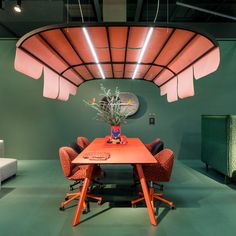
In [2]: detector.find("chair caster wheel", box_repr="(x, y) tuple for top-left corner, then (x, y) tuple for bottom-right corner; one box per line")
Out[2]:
(170, 205), (175, 210)
(132, 204), (136, 208)
(59, 206), (65, 211)
(82, 208), (90, 214)
(97, 200), (102, 205)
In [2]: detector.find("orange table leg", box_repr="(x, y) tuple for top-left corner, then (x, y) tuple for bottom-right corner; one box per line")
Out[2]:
(73, 165), (94, 226)
(136, 164), (157, 226)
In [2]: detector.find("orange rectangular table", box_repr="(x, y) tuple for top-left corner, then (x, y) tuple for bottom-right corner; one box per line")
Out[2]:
(72, 138), (157, 226)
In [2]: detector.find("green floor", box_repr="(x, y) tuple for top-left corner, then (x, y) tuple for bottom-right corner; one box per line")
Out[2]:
(0, 160), (236, 236)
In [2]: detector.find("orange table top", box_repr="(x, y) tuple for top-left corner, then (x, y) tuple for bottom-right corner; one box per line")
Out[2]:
(73, 138), (157, 164)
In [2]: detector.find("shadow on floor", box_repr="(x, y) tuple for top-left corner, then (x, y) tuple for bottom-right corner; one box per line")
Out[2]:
(156, 207), (171, 224)
(0, 187), (15, 199)
(60, 183), (175, 225)
(62, 199), (173, 226)
(181, 161), (236, 190)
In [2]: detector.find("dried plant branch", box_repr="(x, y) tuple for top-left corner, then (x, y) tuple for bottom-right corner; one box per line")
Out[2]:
(84, 84), (129, 126)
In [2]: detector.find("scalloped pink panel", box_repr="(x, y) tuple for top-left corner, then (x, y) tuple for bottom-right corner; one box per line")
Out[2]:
(57, 77), (77, 101)
(144, 65), (163, 81)
(127, 27), (148, 62)
(63, 69), (84, 85)
(113, 64), (124, 78)
(68, 83), (77, 96)
(131, 64), (150, 78)
(155, 29), (195, 65)
(160, 77), (178, 102)
(63, 28), (94, 62)
(111, 48), (125, 62)
(88, 27), (107, 47)
(41, 29), (82, 66)
(101, 64), (113, 78)
(88, 27), (110, 62)
(94, 48), (110, 62)
(168, 35), (214, 73)
(153, 69), (174, 86)
(126, 49), (140, 63)
(128, 27), (149, 47)
(22, 35), (68, 73)
(14, 48), (43, 79)
(160, 83), (167, 96)
(178, 67), (195, 99)
(194, 47), (220, 80)
(109, 27), (128, 62)
(143, 27), (173, 63)
(43, 67), (59, 99)
(74, 66), (93, 80)
(87, 65), (101, 78)
(125, 64), (136, 78)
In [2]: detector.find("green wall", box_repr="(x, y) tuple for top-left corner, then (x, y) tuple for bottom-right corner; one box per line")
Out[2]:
(0, 39), (236, 160)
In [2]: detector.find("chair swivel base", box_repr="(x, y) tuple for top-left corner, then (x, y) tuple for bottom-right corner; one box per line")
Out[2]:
(60, 192), (102, 213)
(69, 181), (82, 191)
(131, 189), (175, 210)
(132, 180), (164, 191)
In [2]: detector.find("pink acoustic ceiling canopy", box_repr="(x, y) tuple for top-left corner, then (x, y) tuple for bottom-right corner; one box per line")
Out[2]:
(14, 23), (220, 102)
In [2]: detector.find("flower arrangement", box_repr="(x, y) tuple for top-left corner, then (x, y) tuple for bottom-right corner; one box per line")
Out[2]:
(84, 84), (129, 126)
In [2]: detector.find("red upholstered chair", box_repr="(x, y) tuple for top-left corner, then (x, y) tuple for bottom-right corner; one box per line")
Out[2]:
(59, 147), (102, 212)
(69, 137), (90, 190)
(145, 138), (161, 151)
(77, 136), (90, 149)
(131, 148), (175, 209)
(141, 138), (164, 190)
(145, 138), (163, 154)
(77, 136), (106, 178)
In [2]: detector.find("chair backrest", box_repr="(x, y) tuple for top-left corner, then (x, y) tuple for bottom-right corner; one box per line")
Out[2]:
(70, 141), (83, 154)
(59, 147), (78, 177)
(154, 148), (174, 182)
(142, 148), (174, 182)
(151, 140), (164, 155)
(149, 138), (161, 147)
(145, 138), (161, 152)
(77, 137), (90, 149)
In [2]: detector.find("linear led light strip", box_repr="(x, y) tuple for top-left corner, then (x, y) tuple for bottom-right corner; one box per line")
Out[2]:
(83, 27), (105, 79)
(132, 27), (153, 79)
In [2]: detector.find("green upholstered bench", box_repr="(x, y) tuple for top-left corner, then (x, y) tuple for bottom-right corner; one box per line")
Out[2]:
(201, 115), (236, 183)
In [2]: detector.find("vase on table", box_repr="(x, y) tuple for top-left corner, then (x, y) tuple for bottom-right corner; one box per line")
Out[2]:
(111, 126), (121, 140)
(105, 126), (121, 144)
(106, 125), (127, 144)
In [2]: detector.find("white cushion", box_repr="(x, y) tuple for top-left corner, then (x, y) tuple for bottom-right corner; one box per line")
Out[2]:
(0, 158), (17, 182)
